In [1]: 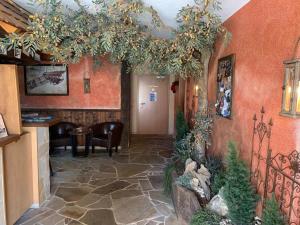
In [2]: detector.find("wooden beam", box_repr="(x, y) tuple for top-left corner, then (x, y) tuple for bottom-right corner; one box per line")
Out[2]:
(121, 61), (131, 148)
(0, 0), (31, 31)
(0, 21), (18, 33)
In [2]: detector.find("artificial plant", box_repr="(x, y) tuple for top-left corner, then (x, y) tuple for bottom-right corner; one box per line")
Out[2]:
(190, 110), (214, 147)
(262, 194), (286, 225)
(223, 142), (257, 225)
(190, 208), (222, 225)
(176, 171), (193, 189)
(163, 162), (176, 196)
(0, 0), (227, 78)
(176, 110), (189, 141)
(174, 133), (194, 164)
(205, 155), (226, 196)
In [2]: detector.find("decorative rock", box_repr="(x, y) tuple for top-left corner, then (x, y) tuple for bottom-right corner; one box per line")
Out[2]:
(172, 182), (201, 225)
(190, 164), (211, 200)
(184, 159), (197, 174)
(254, 216), (262, 225)
(207, 188), (228, 217)
(220, 218), (233, 225)
(190, 179), (206, 199)
(190, 178), (199, 187)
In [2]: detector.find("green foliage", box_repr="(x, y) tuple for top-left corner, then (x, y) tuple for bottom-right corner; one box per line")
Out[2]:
(176, 111), (189, 141)
(174, 133), (193, 163)
(206, 155), (223, 179)
(0, 0), (227, 78)
(176, 172), (193, 189)
(190, 110), (214, 146)
(190, 208), (222, 225)
(206, 155), (226, 195)
(211, 169), (226, 196)
(223, 142), (258, 225)
(262, 194), (286, 225)
(163, 163), (176, 196)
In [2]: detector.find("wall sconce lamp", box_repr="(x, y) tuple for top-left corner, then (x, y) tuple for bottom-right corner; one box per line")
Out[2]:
(281, 59), (300, 118)
(83, 56), (91, 94)
(281, 38), (300, 118)
(84, 78), (91, 93)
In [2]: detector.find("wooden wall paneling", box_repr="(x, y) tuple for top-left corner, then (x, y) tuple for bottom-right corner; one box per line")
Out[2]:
(22, 109), (121, 127)
(0, 64), (22, 135)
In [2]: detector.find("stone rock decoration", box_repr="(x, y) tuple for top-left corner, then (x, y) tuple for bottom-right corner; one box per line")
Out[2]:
(220, 218), (233, 225)
(184, 158), (197, 174)
(172, 174), (201, 225)
(207, 187), (228, 217)
(183, 158), (211, 200)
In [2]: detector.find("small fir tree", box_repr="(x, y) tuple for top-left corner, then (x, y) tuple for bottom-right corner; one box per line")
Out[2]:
(262, 194), (286, 225)
(163, 163), (176, 196)
(223, 142), (257, 225)
(176, 111), (189, 141)
(190, 208), (221, 225)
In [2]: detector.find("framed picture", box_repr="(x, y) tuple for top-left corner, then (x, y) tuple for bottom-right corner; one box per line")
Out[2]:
(0, 114), (8, 138)
(215, 54), (235, 119)
(25, 64), (69, 96)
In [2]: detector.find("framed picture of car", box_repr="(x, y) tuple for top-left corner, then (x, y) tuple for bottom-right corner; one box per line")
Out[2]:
(215, 54), (235, 119)
(24, 64), (69, 96)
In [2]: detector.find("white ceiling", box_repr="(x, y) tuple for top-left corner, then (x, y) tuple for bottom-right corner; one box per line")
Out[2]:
(14, 0), (250, 26)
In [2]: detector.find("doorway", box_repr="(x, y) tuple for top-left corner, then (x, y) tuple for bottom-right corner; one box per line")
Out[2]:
(131, 74), (171, 135)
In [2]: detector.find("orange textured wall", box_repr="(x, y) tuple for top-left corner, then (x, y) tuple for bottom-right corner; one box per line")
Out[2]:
(207, 0), (300, 160)
(20, 56), (121, 109)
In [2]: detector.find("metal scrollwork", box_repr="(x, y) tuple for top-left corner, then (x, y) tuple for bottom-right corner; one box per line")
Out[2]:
(250, 108), (300, 224)
(250, 107), (273, 199)
(264, 150), (300, 224)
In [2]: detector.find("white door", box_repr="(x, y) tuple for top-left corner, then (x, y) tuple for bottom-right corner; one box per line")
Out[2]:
(137, 75), (169, 134)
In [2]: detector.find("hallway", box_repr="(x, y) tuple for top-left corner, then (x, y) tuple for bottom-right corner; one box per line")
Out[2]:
(15, 135), (179, 225)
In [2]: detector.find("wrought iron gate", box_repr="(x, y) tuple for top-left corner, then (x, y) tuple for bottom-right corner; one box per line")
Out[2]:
(250, 107), (300, 224)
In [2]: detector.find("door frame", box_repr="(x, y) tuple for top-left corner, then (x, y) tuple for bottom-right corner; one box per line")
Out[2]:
(130, 71), (175, 135)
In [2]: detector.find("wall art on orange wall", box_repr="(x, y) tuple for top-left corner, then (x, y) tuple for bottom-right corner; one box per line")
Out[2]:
(215, 54), (235, 118)
(24, 64), (69, 96)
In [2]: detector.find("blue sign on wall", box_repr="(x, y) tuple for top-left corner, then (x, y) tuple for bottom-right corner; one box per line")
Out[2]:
(149, 91), (157, 102)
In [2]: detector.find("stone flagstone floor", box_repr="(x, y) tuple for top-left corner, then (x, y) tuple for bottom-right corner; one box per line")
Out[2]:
(15, 135), (180, 225)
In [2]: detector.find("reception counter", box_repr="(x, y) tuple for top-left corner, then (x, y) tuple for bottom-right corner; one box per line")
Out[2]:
(22, 118), (60, 206)
(0, 118), (59, 225)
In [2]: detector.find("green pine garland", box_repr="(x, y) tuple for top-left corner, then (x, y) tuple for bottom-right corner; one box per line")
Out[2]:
(262, 194), (286, 225)
(223, 142), (258, 225)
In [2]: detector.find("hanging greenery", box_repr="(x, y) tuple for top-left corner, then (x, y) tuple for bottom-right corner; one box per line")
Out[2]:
(0, 0), (227, 78)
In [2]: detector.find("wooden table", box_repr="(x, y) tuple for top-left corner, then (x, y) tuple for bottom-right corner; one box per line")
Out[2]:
(69, 127), (91, 157)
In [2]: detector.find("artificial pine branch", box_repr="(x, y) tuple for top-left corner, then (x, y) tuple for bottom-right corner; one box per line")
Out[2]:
(223, 142), (258, 225)
(262, 194), (286, 225)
